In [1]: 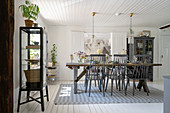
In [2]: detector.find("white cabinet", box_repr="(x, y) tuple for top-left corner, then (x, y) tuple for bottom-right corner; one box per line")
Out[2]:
(164, 76), (170, 113)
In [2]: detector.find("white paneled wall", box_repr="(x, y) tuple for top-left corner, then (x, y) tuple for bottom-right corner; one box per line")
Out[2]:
(71, 32), (84, 80)
(47, 27), (72, 81)
(71, 32), (84, 60)
(111, 33), (127, 54)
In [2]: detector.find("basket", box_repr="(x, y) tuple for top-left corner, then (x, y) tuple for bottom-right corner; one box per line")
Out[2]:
(24, 69), (40, 82)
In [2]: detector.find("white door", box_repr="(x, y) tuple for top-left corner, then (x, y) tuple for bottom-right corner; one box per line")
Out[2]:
(111, 33), (127, 54)
(160, 35), (170, 79)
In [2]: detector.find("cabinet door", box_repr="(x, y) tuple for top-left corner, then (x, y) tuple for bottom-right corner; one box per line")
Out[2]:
(144, 39), (153, 62)
(135, 39), (144, 55)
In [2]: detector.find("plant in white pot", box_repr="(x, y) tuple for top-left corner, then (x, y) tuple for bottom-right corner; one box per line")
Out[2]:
(51, 44), (57, 66)
(19, 0), (40, 27)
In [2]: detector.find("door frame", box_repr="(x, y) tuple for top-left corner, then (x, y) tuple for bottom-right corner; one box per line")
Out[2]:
(159, 31), (170, 80)
(0, 0), (14, 113)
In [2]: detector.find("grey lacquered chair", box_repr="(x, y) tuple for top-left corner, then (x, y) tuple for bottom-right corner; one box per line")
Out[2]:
(105, 60), (117, 96)
(85, 54), (106, 97)
(105, 54), (128, 95)
(125, 55), (150, 96)
(114, 54), (127, 91)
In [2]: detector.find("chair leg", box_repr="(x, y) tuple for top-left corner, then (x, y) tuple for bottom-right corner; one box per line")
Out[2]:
(40, 90), (45, 112)
(97, 79), (102, 92)
(122, 77), (125, 90)
(27, 90), (30, 101)
(17, 89), (21, 112)
(46, 86), (49, 101)
(111, 79), (113, 96)
(84, 74), (87, 87)
(115, 78), (118, 89)
(89, 80), (92, 97)
(146, 86), (149, 96)
(122, 77), (124, 90)
(134, 83), (136, 89)
(118, 77), (121, 91)
(123, 78), (126, 93)
(85, 79), (89, 93)
(95, 80), (96, 87)
(105, 77), (109, 92)
(99, 79), (102, 92)
(133, 79), (135, 96)
(103, 78), (105, 97)
(125, 79), (128, 96)
(145, 81), (149, 96)
(127, 78), (130, 87)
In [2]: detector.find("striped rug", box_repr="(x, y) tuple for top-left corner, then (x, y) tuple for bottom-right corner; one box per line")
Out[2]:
(54, 83), (163, 105)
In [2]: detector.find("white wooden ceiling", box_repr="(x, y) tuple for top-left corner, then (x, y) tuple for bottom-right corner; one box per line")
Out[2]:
(31, 0), (170, 27)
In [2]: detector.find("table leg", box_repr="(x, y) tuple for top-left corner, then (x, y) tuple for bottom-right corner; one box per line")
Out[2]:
(73, 67), (78, 94)
(137, 80), (150, 93)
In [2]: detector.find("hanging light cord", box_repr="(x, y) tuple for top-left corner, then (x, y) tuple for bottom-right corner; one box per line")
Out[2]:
(92, 12), (95, 39)
(129, 13), (133, 35)
(130, 15), (132, 30)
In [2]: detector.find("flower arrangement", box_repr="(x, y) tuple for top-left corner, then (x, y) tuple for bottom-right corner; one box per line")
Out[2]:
(105, 54), (109, 63)
(74, 51), (86, 63)
(106, 54), (109, 59)
(97, 49), (102, 54)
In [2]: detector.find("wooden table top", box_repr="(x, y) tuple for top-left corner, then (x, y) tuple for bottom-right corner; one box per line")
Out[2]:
(66, 62), (162, 67)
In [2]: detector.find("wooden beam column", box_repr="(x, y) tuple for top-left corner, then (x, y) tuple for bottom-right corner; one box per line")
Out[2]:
(0, 0), (14, 113)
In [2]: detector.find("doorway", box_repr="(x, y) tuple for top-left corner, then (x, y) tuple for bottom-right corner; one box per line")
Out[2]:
(160, 35), (170, 80)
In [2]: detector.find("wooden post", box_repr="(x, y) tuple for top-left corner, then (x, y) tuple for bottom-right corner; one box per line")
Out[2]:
(0, 0), (14, 113)
(73, 67), (78, 94)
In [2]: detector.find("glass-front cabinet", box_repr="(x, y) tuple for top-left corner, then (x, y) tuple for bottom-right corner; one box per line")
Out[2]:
(145, 40), (153, 56)
(134, 36), (154, 81)
(19, 27), (48, 89)
(135, 39), (144, 55)
(18, 27), (49, 112)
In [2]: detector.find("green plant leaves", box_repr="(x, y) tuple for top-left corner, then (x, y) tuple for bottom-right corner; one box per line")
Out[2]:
(51, 44), (57, 62)
(25, 0), (30, 5)
(130, 28), (134, 34)
(19, 1), (40, 21)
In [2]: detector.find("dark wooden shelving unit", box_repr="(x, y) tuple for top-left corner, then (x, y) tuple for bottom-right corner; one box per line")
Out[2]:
(17, 27), (49, 112)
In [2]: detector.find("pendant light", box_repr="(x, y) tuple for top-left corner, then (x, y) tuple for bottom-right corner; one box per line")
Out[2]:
(128, 13), (134, 62)
(92, 12), (95, 43)
(129, 13), (134, 44)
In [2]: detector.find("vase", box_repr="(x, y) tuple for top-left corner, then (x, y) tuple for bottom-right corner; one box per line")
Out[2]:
(25, 20), (34, 27)
(78, 58), (83, 63)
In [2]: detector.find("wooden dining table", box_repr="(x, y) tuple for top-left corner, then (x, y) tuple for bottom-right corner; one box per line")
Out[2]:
(66, 62), (162, 94)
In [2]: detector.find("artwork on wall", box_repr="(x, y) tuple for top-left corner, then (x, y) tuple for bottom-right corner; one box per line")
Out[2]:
(137, 30), (151, 37)
(142, 30), (151, 37)
(84, 33), (111, 55)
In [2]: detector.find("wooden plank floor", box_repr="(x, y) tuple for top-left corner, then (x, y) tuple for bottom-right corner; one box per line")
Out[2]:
(14, 81), (163, 113)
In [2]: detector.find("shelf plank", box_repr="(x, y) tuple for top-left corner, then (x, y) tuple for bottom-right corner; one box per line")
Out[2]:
(25, 59), (40, 62)
(26, 45), (40, 49)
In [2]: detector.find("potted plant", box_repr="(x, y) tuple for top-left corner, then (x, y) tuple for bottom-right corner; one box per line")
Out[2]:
(51, 44), (57, 66)
(19, 0), (40, 27)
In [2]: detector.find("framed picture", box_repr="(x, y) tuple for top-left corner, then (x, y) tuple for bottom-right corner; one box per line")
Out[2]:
(142, 30), (151, 37)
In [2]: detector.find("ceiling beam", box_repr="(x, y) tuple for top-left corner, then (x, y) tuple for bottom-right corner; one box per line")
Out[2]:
(160, 24), (170, 29)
